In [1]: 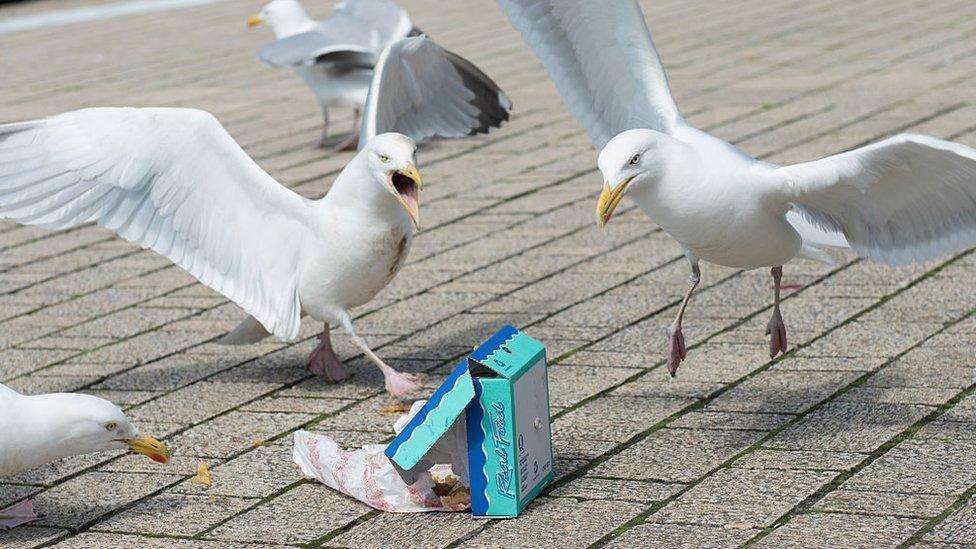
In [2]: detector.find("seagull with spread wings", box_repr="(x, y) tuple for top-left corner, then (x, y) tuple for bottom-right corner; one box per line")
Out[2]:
(0, 35), (511, 397)
(498, 0), (976, 375)
(248, 0), (508, 151)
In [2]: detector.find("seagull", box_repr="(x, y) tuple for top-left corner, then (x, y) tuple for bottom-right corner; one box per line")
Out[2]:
(0, 36), (511, 397)
(0, 383), (168, 529)
(498, 0), (976, 375)
(249, 0), (493, 151)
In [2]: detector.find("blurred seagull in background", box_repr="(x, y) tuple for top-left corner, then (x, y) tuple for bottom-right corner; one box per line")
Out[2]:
(248, 0), (508, 151)
(0, 35), (511, 397)
(499, 0), (976, 375)
(0, 383), (168, 529)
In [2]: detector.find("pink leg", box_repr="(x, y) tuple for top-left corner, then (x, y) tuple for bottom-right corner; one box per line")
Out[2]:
(667, 261), (700, 377)
(0, 500), (37, 529)
(332, 107), (361, 152)
(306, 325), (351, 382)
(337, 311), (423, 398)
(766, 266), (789, 358)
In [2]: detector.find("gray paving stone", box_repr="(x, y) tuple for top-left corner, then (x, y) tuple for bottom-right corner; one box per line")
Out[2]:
(552, 395), (693, 444)
(31, 471), (183, 529)
(650, 467), (835, 527)
(550, 477), (683, 504)
(166, 411), (315, 459)
(732, 449), (867, 472)
(49, 533), (251, 548)
(670, 411), (794, 431)
(93, 492), (254, 536)
(815, 489), (955, 519)
(924, 497), (976, 544)
(591, 428), (765, 483)
(0, 527), (69, 548)
(707, 369), (862, 414)
(754, 512), (926, 548)
(207, 483), (369, 544)
(462, 497), (643, 548)
(767, 401), (931, 452)
(170, 444), (302, 499)
(605, 523), (755, 549)
(844, 438), (976, 496)
(327, 512), (482, 549)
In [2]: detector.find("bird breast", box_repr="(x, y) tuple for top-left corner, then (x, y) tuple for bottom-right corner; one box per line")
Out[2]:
(298, 221), (413, 318)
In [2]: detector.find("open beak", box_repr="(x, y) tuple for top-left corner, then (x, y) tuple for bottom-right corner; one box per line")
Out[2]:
(124, 434), (170, 464)
(595, 176), (633, 228)
(247, 14), (263, 27)
(389, 163), (422, 229)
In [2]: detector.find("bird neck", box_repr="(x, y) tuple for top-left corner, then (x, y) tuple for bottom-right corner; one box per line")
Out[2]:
(271, 9), (317, 39)
(0, 394), (83, 475)
(322, 155), (412, 230)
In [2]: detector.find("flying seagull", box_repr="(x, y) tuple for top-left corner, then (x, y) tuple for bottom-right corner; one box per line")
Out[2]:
(0, 36), (511, 397)
(498, 0), (976, 375)
(0, 383), (168, 529)
(248, 0), (508, 151)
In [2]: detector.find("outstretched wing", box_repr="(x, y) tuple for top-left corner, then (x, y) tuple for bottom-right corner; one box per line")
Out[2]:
(778, 133), (976, 265)
(497, 0), (682, 148)
(256, 31), (376, 68)
(0, 108), (317, 340)
(334, 0), (414, 49)
(358, 36), (512, 149)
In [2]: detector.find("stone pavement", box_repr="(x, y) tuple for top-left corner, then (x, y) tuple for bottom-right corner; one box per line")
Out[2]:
(0, 0), (975, 546)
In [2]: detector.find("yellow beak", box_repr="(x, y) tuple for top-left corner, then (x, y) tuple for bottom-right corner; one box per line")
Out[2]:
(596, 177), (632, 228)
(124, 434), (170, 464)
(247, 14), (263, 27)
(390, 162), (422, 229)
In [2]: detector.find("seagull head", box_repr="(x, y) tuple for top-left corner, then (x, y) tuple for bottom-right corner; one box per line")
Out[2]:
(248, 0), (313, 37)
(38, 393), (170, 465)
(362, 133), (423, 229)
(596, 129), (674, 228)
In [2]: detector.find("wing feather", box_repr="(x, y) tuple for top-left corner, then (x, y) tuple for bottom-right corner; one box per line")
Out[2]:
(358, 36), (511, 148)
(778, 134), (976, 265)
(0, 108), (316, 340)
(496, 0), (682, 148)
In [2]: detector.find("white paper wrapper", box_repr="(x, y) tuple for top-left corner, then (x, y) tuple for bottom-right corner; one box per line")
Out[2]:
(292, 401), (469, 513)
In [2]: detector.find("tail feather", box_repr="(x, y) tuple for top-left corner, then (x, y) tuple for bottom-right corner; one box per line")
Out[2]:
(219, 315), (271, 345)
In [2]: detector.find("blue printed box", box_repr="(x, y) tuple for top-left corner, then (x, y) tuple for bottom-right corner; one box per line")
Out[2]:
(384, 325), (554, 517)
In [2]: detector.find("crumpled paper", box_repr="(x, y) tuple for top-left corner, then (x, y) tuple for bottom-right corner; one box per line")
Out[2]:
(293, 400), (470, 513)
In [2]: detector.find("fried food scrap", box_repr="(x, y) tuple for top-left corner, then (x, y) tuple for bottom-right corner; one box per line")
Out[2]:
(439, 486), (470, 507)
(190, 460), (212, 486)
(724, 521), (755, 530)
(251, 439), (265, 448)
(379, 402), (412, 414)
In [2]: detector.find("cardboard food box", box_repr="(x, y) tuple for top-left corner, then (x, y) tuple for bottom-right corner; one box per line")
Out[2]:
(384, 325), (554, 517)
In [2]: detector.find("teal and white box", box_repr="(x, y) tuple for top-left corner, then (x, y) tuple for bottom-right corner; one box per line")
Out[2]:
(384, 325), (554, 517)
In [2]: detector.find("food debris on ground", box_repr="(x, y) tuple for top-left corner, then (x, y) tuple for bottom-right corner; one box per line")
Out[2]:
(190, 461), (212, 486)
(378, 402), (412, 414)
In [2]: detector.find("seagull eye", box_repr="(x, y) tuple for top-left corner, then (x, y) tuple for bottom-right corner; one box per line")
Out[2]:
(629, 154), (641, 165)
(378, 154), (390, 163)
(105, 422), (117, 431)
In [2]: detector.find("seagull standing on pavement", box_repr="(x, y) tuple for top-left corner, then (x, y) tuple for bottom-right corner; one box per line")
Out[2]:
(498, 0), (976, 375)
(0, 383), (168, 529)
(0, 36), (511, 397)
(248, 0), (504, 151)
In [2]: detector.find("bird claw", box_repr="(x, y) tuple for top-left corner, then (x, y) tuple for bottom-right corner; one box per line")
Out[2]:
(384, 370), (424, 398)
(767, 309), (788, 358)
(305, 341), (351, 382)
(666, 324), (686, 377)
(0, 500), (37, 529)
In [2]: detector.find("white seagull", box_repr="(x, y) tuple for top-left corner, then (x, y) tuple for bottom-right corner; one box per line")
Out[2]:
(249, 0), (507, 151)
(498, 0), (976, 374)
(0, 383), (168, 529)
(0, 36), (511, 397)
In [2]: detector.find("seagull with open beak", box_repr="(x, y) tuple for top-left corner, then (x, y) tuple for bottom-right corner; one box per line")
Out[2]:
(0, 383), (169, 528)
